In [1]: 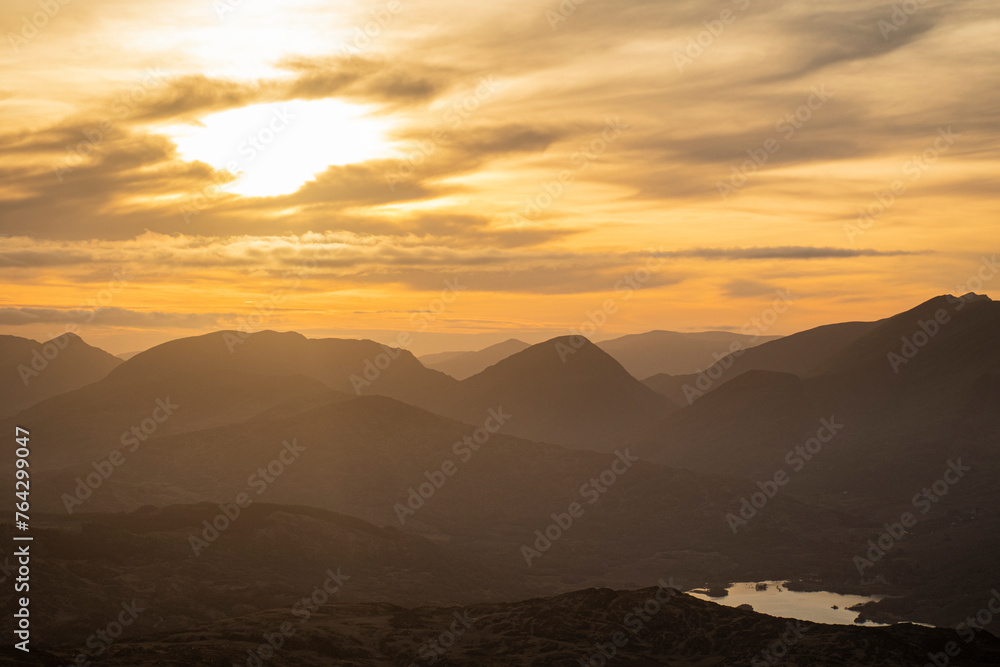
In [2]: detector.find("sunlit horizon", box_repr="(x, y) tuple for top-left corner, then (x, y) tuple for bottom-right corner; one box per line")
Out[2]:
(1, 0), (997, 353)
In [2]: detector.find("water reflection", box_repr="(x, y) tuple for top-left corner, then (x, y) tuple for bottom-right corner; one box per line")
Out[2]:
(687, 581), (889, 626)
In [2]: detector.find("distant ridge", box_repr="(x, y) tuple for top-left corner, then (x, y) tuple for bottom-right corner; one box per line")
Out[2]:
(0, 332), (121, 417)
(108, 329), (457, 407)
(640, 320), (880, 403)
(421, 338), (530, 379)
(597, 329), (780, 378)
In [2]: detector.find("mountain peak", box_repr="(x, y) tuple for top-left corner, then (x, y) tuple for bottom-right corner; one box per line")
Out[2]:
(0, 331), (122, 418)
(498, 335), (612, 370)
(43, 331), (84, 346)
(913, 293), (992, 312)
(434, 334), (670, 450)
(953, 292), (992, 303)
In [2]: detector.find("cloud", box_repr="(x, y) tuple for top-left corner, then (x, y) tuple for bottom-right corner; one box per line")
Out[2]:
(0, 306), (230, 329)
(282, 55), (459, 107)
(722, 280), (786, 298)
(113, 55), (462, 126)
(662, 247), (928, 260)
(0, 232), (929, 297)
(740, 3), (949, 85)
(0, 0), (996, 339)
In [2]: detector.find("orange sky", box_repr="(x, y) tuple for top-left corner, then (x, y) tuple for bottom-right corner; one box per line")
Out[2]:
(1, 0), (997, 354)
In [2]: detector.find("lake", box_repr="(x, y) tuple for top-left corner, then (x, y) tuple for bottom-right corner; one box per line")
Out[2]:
(687, 580), (888, 626)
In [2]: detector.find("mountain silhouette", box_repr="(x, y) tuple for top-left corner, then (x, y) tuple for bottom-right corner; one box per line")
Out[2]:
(420, 338), (530, 379)
(597, 329), (780, 378)
(110, 329), (457, 406)
(0, 332), (121, 417)
(421, 335), (674, 450)
(5, 294), (999, 642)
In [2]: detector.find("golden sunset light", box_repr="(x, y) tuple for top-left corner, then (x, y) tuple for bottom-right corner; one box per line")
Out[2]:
(162, 99), (393, 197)
(4, 2), (1000, 662)
(0, 0), (997, 355)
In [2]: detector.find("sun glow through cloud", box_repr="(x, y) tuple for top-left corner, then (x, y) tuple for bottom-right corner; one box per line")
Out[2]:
(0, 0), (997, 354)
(163, 98), (394, 197)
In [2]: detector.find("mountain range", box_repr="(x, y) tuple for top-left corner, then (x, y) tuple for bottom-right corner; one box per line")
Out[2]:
(2, 293), (998, 662)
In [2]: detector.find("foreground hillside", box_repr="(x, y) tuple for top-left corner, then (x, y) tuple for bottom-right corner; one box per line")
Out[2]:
(6, 587), (1000, 666)
(25, 395), (872, 604)
(637, 294), (1000, 628)
(0, 504), (521, 644)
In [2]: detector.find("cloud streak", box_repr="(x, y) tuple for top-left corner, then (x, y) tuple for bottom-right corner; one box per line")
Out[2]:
(0, 0), (996, 348)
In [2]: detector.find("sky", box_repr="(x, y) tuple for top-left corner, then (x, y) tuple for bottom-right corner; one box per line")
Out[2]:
(0, 0), (997, 354)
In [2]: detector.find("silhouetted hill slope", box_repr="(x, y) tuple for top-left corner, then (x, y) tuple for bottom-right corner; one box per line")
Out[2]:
(30, 394), (869, 600)
(640, 295), (1000, 489)
(1, 368), (348, 469)
(723, 320), (881, 377)
(639, 369), (817, 475)
(0, 333), (121, 417)
(422, 336), (674, 450)
(0, 503), (514, 646)
(637, 320), (878, 407)
(6, 331), (676, 460)
(597, 329), (780, 378)
(109, 329), (458, 405)
(809, 294), (1000, 390)
(636, 296), (1000, 626)
(0, 334), (34, 367)
(641, 371), (701, 404)
(656, 320), (881, 403)
(13, 586), (1000, 665)
(421, 338), (530, 379)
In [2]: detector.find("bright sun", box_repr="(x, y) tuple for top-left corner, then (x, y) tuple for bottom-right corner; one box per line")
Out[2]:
(163, 99), (393, 197)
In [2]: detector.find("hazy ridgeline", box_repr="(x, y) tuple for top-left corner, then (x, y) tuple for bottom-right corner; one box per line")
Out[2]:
(0, 294), (998, 665)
